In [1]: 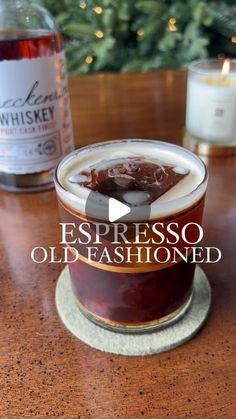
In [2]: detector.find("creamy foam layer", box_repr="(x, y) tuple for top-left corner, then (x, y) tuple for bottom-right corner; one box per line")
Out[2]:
(56, 140), (207, 220)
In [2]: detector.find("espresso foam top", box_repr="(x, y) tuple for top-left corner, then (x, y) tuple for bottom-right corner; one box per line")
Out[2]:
(56, 140), (207, 220)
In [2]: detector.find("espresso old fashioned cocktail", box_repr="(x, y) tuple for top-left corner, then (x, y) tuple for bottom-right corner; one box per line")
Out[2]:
(55, 140), (208, 332)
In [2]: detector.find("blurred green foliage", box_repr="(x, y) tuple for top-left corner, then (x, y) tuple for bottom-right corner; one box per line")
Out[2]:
(36, 0), (236, 74)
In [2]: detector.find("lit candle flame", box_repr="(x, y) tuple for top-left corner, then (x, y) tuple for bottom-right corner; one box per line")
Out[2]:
(221, 58), (231, 77)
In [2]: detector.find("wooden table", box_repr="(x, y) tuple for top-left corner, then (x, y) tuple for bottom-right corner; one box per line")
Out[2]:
(1, 71), (235, 418)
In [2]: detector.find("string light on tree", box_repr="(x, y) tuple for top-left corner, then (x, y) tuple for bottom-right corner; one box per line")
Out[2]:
(168, 17), (177, 32)
(79, 2), (86, 9)
(93, 6), (103, 14)
(137, 29), (145, 37)
(95, 30), (104, 39)
(169, 25), (177, 32)
(85, 55), (93, 64)
(169, 17), (176, 25)
(231, 36), (236, 43)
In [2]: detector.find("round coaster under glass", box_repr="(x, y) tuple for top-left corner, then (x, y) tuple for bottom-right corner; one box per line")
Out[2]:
(183, 130), (236, 157)
(55, 265), (211, 356)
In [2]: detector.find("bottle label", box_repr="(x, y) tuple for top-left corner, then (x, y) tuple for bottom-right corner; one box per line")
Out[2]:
(0, 51), (74, 174)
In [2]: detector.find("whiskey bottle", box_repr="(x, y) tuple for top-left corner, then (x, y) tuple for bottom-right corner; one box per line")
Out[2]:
(0, 0), (74, 191)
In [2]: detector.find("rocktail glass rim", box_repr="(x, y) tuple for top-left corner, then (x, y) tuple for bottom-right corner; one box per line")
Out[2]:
(54, 139), (208, 220)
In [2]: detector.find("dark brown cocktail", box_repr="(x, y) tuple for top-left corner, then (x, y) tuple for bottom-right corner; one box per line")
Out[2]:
(55, 139), (208, 332)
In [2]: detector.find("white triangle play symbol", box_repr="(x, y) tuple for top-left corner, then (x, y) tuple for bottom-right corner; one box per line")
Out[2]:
(108, 198), (131, 222)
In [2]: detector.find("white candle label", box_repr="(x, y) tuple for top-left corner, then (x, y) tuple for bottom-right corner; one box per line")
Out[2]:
(0, 51), (74, 174)
(203, 93), (235, 139)
(186, 78), (236, 142)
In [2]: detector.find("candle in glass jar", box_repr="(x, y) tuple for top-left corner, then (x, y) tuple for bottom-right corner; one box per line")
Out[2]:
(186, 59), (236, 144)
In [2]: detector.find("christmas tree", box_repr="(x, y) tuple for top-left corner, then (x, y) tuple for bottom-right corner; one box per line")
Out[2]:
(37, 0), (236, 74)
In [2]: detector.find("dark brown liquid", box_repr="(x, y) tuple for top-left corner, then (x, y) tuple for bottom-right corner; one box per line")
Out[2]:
(58, 193), (206, 329)
(69, 254), (195, 325)
(0, 30), (63, 191)
(70, 157), (189, 205)
(0, 30), (62, 60)
(59, 157), (205, 329)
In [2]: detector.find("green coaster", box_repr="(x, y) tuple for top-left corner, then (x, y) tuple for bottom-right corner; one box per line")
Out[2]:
(55, 266), (211, 356)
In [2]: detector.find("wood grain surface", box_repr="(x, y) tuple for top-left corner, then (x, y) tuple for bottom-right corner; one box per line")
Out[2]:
(0, 71), (235, 419)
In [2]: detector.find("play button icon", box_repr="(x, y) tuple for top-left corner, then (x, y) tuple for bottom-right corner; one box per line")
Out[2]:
(108, 198), (131, 222)
(85, 189), (151, 225)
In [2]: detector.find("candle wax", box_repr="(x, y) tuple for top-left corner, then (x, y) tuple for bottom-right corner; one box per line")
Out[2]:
(203, 75), (236, 87)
